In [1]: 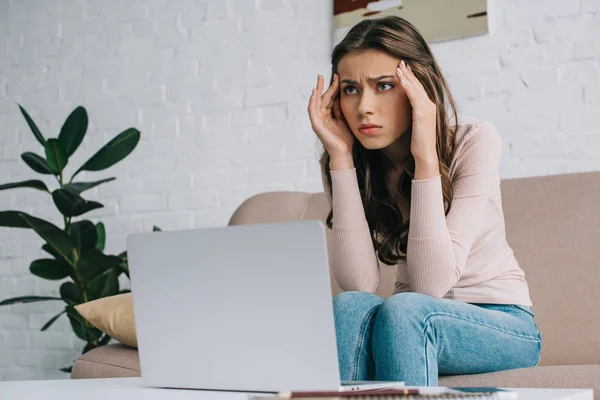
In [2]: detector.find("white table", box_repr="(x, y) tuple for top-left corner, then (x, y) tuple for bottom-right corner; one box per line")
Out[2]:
(0, 377), (593, 399)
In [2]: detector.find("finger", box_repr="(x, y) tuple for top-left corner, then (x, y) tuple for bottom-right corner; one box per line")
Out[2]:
(399, 60), (426, 93)
(396, 62), (427, 106)
(322, 74), (339, 110)
(396, 66), (417, 102)
(396, 61), (410, 86)
(332, 95), (344, 120)
(307, 88), (314, 119)
(326, 77), (339, 111)
(308, 88), (318, 125)
(314, 75), (323, 110)
(326, 89), (336, 111)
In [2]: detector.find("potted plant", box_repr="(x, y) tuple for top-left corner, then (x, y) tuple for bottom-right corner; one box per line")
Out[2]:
(0, 104), (145, 372)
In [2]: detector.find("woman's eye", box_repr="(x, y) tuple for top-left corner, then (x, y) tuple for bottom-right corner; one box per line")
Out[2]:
(343, 83), (393, 95)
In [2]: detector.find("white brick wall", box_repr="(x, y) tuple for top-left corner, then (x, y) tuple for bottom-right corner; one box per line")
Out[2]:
(0, 0), (598, 381)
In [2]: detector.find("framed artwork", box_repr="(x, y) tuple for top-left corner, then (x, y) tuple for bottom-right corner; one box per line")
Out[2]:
(333, 0), (488, 46)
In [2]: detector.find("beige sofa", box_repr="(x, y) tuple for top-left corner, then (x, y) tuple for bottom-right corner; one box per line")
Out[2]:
(71, 171), (600, 397)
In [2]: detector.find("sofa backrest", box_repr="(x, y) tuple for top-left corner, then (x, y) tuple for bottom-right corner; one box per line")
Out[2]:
(499, 171), (600, 366)
(228, 171), (600, 367)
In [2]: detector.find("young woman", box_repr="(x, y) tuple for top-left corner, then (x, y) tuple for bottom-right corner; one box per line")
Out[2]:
(307, 16), (542, 386)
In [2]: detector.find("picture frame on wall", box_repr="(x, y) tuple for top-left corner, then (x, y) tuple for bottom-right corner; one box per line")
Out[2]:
(333, 0), (489, 46)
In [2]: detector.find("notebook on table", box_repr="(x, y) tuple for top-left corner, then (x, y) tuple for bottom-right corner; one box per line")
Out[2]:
(251, 386), (518, 399)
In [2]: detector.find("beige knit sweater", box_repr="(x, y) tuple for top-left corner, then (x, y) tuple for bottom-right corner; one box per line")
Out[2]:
(323, 117), (532, 306)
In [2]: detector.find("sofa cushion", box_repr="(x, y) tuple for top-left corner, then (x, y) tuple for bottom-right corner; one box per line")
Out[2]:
(439, 365), (600, 399)
(75, 293), (137, 348)
(71, 344), (140, 379)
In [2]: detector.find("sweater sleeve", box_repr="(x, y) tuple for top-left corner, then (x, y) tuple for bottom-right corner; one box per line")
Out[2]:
(406, 121), (502, 298)
(322, 168), (380, 293)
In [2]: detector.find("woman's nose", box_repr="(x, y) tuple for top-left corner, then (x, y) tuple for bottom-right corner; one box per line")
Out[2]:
(357, 92), (376, 115)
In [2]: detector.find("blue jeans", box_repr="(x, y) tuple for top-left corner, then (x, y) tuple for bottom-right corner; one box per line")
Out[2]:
(333, 292), (542, 386)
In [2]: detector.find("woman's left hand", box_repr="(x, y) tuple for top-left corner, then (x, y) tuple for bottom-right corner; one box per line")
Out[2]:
(396, 60), (438, 165)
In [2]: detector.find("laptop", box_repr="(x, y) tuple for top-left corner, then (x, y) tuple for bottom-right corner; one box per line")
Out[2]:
(126, 219), (404, 393)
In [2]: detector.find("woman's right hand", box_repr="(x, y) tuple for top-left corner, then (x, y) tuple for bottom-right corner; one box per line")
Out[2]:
(307, 74), (355, 158)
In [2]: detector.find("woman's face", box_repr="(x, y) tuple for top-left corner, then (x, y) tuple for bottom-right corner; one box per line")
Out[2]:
(337, 49), (413, 153)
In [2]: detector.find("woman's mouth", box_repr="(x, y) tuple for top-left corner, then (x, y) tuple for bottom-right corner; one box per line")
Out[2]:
(359, 126), (381, 135)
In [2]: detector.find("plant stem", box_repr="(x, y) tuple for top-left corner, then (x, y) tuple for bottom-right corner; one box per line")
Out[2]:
(59, 170), (89, 308)
(59, 172), (70, 233)
(74, 259), (90, 306)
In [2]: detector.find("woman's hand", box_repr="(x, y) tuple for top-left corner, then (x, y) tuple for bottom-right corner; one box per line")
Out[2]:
(396, 60), (439, 170)
(307, 74), (355, 159)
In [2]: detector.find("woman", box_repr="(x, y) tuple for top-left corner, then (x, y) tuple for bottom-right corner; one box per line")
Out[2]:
(307, 16), (542, 386)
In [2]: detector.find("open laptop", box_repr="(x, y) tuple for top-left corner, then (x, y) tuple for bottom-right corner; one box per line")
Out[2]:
(126, 219), (404, 393)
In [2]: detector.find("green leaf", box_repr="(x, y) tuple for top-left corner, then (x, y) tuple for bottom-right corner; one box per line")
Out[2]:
(67, 304), (103, 344)
(87, 268), (120, 301)
(58, 106), (88, 157)
(86, 326), (103, 340)
(52, 189), (104, 217)
(63, 177), (115, 195)
(81, 339), (104, 354)
(0, 210), (32, 228)
(18, 104), (46, 147)
(30, 258), (71, 280)
(21, 152), (54, 175)
(0, 179), (50, 193)
(82, 342), (94, 354)
(119, 263), (130, 279)
(66, 312), (87, 340)
(69, 220), (98, 257)
(60, 282), (81, 305)
(87, 273), (107, 301)
(41, 309), (67, 331)
(81, 335), (112, 355)
(45, 139), (68, 175)
(95, 222), (105, 251)
(77, 249), (122, 280)
(0, 296), (62, 306)
(153, 225), (162, 232)
(100, 269), (119, 298)
(73, 128), (140, 178)
(42, 244), (60, 258)
(99, 334), (112, 346)
(117, 251), (129, 279)
(18, 213), (75, 265)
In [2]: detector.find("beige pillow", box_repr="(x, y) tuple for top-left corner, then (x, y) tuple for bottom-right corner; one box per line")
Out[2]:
(75, 293), (137, 348)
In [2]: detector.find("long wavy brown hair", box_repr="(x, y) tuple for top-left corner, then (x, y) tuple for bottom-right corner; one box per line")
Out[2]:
(320, 16), (459, 265)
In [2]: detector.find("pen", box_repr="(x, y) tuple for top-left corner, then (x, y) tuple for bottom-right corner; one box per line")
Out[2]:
(277, 388), (421, 398)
